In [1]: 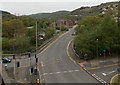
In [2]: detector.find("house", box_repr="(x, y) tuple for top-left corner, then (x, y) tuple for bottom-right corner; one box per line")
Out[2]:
(49, 20), (75, 27)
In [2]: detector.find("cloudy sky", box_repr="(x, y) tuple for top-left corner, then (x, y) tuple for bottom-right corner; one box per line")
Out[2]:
(0, 0), (118, 15)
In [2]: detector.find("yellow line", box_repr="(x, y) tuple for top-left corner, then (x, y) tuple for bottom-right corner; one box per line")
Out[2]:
(66, 39), (77, 64)
(104, 63), (119, 68)
(86, 67), (101, 70)
(110, 73), (120, 84)
(86, 63), (119, 70)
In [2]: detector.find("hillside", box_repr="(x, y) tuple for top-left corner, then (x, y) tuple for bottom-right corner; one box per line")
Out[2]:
(0, 10), (11, 15)
(1, 1), (118, 21)
(29, 10), (70, 19)
(69, 1), (118, 19)
(28, 1), (118, 20)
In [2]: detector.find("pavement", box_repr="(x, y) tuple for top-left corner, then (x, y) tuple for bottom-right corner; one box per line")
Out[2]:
(67, 39), (119, 84)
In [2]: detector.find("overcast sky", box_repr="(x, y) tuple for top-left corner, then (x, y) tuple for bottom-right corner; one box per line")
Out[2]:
(0, 0), (118, 15)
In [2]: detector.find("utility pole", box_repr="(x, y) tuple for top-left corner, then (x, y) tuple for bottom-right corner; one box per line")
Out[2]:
(36, 20), (38, 51)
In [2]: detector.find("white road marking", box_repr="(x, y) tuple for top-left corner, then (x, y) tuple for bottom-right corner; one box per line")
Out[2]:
(41, 61), (44, 67)
(108, 70), (115, 74)
(43, 69), (79, 76)
(68, 70), (73, 72)
(102, 70), (116, 76)
(49, 73), (53, 75)
(56, 72), (61, 74)
(75, 70), (79, 72)
(102, 73), (107, 76)
(63, 71), (67, 73)
(43, 73), (48, 75)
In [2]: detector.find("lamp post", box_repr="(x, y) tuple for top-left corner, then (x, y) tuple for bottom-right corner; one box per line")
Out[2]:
(103, 50), (106, 62)
(96, 38), (99, 65)
(96, 38), (99, 59)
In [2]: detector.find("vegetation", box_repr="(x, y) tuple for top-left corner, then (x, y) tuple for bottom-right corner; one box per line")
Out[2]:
(2, 13), (57, 54)
(74, 14), (119, 59)
(29, 11), (70, 19)
(2, 1), (118, 54)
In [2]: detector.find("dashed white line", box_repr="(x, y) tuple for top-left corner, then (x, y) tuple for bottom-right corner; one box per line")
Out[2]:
(102, 73), (107, 76)
(49, 73), (53, 75)
(74, 70), (79, 72)
(68, 70), (73, 72)
(42, 69), (79, 76)
(43, 73), (48, 75)
(56, 72), (61, 74)
(63, 71), (67, 73)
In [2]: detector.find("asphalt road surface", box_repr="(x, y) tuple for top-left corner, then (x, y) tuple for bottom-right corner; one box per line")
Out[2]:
(37, 26), (99, 83)
(88, 64), (118, 83)
(3, 26), (100, 83)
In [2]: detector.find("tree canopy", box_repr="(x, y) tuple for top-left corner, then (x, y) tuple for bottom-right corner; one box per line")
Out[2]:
(74, 14), (119, 59)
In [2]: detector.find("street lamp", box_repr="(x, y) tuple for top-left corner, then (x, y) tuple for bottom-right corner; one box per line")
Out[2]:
(96, 38), (99, 66)
(103, 49), (106, 62)
(96, 38), (99, 59)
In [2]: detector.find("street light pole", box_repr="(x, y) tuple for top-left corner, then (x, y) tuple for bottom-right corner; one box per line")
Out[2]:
(103, 50), (106, 62)
(96, 38), (99, 59)
(96, 38), (99, 65)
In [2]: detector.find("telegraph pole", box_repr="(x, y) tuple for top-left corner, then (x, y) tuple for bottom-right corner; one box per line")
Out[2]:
(36, 20), (38, 51)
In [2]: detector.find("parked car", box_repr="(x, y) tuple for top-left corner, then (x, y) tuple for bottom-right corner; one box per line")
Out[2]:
(2, 58), (11, 63)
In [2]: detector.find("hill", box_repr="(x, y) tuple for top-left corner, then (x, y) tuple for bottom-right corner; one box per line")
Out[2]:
(0, 10), (11, 15)
(1, 1), (118, 21)
(29, 10), (70, 19)
(69, 1), (118, 19)
(28, 1), (118, 20)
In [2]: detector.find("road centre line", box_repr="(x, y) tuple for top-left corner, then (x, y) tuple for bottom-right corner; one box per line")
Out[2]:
(42, 69), (80, 76)
(74, 70), (79, 71)
(56, 72), (61, 74)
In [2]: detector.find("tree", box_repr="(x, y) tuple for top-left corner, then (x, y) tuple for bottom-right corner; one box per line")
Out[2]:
(20, 16), (35, 27)
(74, 14), (119, 59)
(45, 27), (55, 39)
(2, 19), (25, 38)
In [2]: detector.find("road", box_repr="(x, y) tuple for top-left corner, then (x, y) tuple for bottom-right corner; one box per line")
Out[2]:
(88, 63), (118, 83)
(3, 26), (99, 83)
(37, 26), (99, 83)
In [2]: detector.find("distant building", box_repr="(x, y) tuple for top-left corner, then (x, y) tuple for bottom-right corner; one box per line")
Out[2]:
(49, 20), (75, 27)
